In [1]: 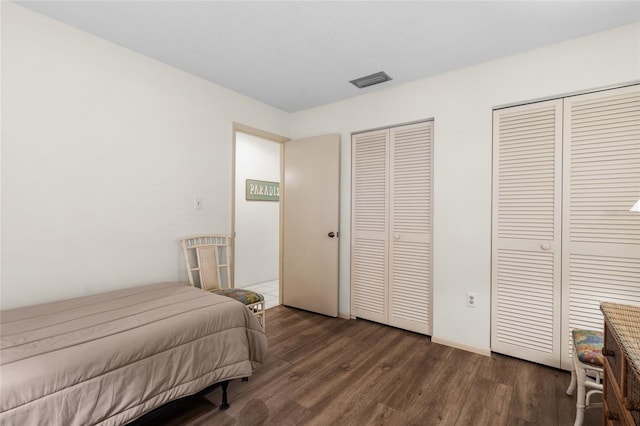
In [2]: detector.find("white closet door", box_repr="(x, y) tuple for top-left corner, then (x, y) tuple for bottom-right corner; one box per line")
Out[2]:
(560, 85), (640, 369)
(491, 100), (563, 367)
(388, 122), (433, 334)
(351, 129), (389, 324)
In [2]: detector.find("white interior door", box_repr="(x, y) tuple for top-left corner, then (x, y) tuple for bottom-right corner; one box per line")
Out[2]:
(351, 129), (389, 324)
(351, 121), (433, 335)
(282, 134), (340, 317)
(388, 122), (433, 335)
(560, 85), (640, 369)
(491, 100), (563, 368)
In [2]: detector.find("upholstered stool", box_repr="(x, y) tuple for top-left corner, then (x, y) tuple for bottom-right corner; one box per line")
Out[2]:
(213, 288), (265, 329)
(566, 329), (604, 426)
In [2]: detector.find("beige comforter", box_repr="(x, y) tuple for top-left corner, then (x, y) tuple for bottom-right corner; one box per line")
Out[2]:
(0, 282), (267, 425)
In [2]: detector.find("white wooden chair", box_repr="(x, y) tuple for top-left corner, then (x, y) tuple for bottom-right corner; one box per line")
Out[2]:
(566, 329), (604, 426)
(179, 235), (265, 329)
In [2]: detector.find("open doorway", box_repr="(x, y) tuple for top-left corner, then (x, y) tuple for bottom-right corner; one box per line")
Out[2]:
(233, 125), (286, 309)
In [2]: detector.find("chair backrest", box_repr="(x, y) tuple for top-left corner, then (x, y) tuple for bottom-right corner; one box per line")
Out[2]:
(179, 235), (232, 291)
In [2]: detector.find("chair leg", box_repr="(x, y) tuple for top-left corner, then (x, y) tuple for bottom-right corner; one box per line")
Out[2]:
(567, 366), (577, 396)
(574, 366), (587, 426)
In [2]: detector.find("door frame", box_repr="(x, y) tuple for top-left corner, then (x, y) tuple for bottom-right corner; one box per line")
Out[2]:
(232, 123), (289, 303)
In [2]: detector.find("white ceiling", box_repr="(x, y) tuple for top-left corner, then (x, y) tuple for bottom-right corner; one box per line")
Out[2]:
(16, 1), (640, 112)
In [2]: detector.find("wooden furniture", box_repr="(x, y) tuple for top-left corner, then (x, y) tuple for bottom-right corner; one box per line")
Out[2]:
(601, 302), (640, 425)
(180, 234), (266, 328)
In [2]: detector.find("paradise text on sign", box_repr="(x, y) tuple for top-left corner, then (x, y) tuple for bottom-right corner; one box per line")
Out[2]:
(246, 179), (280, 201)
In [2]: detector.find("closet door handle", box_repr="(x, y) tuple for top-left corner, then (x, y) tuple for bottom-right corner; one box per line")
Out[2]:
(394, 234), (401, 240)
(541, 243), (551, 250)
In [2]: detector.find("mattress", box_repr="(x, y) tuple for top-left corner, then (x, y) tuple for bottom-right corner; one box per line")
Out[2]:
(0, 282), (267, 425)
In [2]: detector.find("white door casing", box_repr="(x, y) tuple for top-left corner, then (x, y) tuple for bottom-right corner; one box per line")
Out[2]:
(282, 134), (340, 317)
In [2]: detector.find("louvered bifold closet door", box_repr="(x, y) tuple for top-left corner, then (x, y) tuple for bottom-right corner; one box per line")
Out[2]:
(388, 122), (433, 335)
(491, 100), (563, 368)
(560, 85), (640, 370)
(351, 129), (389, 324)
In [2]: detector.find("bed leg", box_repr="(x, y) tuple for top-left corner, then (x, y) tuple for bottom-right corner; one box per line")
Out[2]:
(220, 380), (230, 410)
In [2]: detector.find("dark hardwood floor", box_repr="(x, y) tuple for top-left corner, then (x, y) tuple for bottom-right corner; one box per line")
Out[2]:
(140, 305), (600, 425)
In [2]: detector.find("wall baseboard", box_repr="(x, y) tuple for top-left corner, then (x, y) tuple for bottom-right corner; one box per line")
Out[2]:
(338, 312), (351, 320)
(431, 336), (491, 357)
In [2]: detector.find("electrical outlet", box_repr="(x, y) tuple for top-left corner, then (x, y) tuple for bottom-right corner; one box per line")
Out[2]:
(194, 197), (203, 210)
(467, 292), (477, 308)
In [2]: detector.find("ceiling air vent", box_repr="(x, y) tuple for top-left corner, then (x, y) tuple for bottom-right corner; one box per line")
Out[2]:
(349, 71), (392, 89)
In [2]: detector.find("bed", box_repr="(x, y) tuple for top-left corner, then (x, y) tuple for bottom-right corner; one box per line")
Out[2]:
(0, 282), (267, 425)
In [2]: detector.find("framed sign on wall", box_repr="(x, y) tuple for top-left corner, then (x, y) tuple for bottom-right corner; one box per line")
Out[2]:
(246, 179), (280, 201)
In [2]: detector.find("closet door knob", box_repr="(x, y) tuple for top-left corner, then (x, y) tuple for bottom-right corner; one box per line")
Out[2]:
(541, 243), (551, 250)
(394, 234), (401, 240)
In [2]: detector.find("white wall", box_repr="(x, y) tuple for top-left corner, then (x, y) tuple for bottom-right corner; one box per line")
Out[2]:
(0, 3), (289, 309)
(290, 22), (640, 353)
(234, 132), (280, 287)
(2, 2), (639, 356)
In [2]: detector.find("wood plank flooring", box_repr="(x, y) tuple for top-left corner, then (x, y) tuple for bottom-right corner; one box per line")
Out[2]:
(134, 305), (601, 425)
